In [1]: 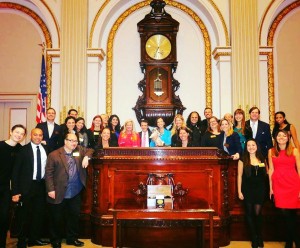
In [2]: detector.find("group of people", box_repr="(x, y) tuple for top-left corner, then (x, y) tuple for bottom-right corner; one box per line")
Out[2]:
(0, 106), (299, 248)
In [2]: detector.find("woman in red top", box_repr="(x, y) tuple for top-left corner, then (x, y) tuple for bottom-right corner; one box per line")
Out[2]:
(118, 119), (140, 147)
(268, 130), (300, 248)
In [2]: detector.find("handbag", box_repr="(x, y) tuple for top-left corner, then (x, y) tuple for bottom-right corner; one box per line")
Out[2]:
(9, 199), (24, 238)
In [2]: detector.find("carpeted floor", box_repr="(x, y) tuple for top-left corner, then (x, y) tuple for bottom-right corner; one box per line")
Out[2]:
(5, 238), (287, 248)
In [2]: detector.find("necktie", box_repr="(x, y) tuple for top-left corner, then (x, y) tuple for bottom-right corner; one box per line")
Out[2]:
(36, 146), (42, 180)
(143, 132), (147, 147)
(252, 122), (257, 138)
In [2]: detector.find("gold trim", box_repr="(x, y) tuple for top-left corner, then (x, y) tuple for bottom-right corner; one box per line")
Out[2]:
(259, 1), (274, 45)
(267, 1), (300, 127)
(89, 0), (110, 48)
(0, 2), (53, 107)
(208, 0), (229, 46)
(105, 0), (213, 114)
(40, 0), (60, 47)
(213, 52), (231, 60)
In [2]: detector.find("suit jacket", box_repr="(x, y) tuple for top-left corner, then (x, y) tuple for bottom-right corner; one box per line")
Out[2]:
(245, 120), (273, 157)
(45, 146), (94, 204)
(11, 143), (48, 196)
(36, 122), (61, 152)
(218, 131), (242, 156)
(139, 130), (151, 147)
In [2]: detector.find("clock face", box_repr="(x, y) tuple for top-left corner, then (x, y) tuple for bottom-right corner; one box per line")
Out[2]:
(145, 34), (171, 60)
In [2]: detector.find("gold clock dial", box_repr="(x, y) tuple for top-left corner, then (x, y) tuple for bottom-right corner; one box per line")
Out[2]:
(145, 34), (171, 60)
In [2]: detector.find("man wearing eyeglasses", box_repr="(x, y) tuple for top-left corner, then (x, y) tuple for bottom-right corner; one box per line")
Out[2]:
(45, 133), (94, 248)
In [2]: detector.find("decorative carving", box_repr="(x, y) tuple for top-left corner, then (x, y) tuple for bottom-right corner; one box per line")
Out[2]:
(92, 169), (100, 206)
(104, 0), (212, 115)
(99, 147), (228, 160)
(173, 182), (189, 196)
(132, 172), (189, 197)
(132, 182), (147, 196)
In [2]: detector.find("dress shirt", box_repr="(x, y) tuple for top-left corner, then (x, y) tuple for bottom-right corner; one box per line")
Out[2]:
(141, 131), (149, 147)
(31, 142), (47, 180)
(47, 121), (55, 137)
(223, 133), (229, 153)
(250, 120), (258, 138)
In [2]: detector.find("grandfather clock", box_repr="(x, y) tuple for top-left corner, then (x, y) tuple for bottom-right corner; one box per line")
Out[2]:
(133, 0), (185, 127)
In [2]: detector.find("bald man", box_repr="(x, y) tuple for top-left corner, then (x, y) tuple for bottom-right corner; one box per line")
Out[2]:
(11, 128), (50, 248)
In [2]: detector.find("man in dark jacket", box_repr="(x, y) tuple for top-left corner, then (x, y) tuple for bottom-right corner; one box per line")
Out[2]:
(11, 128), (50, 248)
(45, 133), (94, 248)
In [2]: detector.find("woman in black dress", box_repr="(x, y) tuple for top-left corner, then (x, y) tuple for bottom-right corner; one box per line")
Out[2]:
(237, 139), (266, 248)
(0, 124), (26, 248)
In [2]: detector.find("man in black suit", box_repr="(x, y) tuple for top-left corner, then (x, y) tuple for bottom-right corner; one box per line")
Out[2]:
(11, 128), (49, 248)
(36, 108), (60, 152)
(139, 119), (151, 147)
(245, 107), (273, 158)
(200, 107), (213, 135)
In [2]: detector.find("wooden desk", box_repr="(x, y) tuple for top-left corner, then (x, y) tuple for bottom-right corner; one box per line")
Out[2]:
(109, 199), (215, 248)
(91, 148), (230, 247)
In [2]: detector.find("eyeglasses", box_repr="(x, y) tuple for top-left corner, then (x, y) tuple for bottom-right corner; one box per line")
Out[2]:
(65, 139), (78, 143)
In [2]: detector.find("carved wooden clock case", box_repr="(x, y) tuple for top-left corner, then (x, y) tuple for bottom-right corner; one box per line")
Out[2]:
(133, 0), (185, 127)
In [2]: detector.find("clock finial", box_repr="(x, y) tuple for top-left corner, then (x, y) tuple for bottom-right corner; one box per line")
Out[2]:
(150, 0), (167, 18)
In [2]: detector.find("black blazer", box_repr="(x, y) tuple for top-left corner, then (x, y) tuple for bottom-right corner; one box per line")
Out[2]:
(245, 120), (273, 158)
(11, 143), (48, 196)
(218, 131), (242, 156)
(36, 122), (60, 152)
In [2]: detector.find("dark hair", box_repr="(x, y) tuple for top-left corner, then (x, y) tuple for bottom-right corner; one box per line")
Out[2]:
(186, 111), (201, 128)
(204, 107), (212, 112)
(272, 111), (290, 138)
(108, 114), (121, 132)
(68, 109), (78, 115)
(242, 139), (265, 177)
(249, 106), (260, 114)
(233, 108), (245, 135)
(75, 117), (88, 133)
(64, 116), (76, 124)
(64, 132), (79, 142)
(140, 119), (149, 125)
(46, 107), (56, 114)
(272, 129), (293, 157)
(11, 124), (27, 135)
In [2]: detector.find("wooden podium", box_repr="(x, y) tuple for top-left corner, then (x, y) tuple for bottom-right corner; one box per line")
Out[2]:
(90, 148), (231, 248)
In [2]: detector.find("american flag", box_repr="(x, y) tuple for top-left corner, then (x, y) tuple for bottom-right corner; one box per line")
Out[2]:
(36, 55), (47, 123)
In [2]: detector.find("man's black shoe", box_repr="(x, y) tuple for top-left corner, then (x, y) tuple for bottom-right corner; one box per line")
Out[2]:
(51, 242), (61, 248)
(28, 239), (50, 247)
(66, 239), (84, 247)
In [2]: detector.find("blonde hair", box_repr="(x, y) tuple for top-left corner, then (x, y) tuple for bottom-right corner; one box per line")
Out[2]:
(171, 114), (187, 136)
(220, 118), (234, 136)
(121, 119), (136, 134)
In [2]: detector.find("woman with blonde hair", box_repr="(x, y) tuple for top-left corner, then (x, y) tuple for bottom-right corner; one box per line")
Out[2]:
(170, 114), (188, 146)
(219, 118), (242, 160)
(268, 130), (300, 248)
(118, 119), (140, 147)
